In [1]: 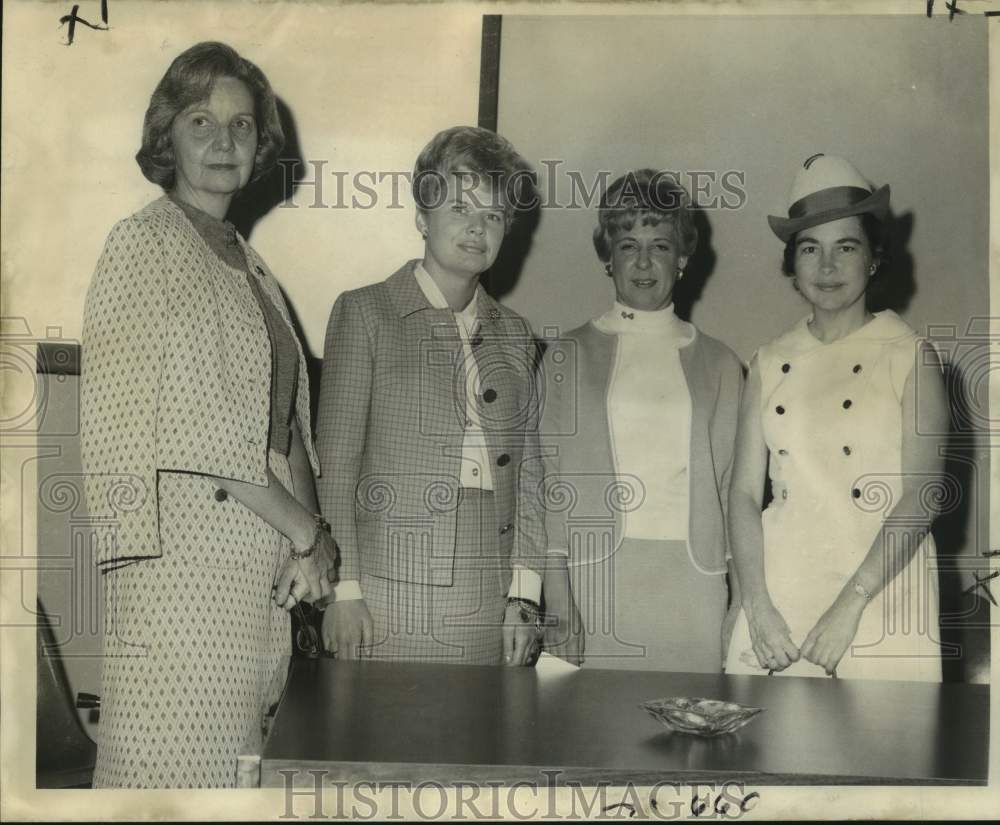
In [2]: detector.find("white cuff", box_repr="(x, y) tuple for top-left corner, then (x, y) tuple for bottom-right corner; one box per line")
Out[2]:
(333, 579), (364, 601)
(507, 566), (542, 604)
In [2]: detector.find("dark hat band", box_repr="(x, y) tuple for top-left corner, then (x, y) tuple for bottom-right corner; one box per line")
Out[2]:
(788, 186), (874, 219)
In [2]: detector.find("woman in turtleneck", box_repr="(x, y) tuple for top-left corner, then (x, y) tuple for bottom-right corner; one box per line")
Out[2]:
(537, 169), (744, 672)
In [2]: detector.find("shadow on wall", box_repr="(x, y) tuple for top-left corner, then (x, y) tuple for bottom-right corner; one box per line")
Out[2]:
(935, 357), (992, 683)
(484, 199), (541, 302)
(868, 210), (916, 315)
(674, 207), (717, 324)
(227, 97), (325, 421)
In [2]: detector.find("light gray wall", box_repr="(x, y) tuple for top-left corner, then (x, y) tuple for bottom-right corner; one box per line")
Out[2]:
(495, 15), (988, 361)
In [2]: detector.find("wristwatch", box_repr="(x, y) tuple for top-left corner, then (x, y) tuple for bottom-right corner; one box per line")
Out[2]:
(852, 579), (874, 602)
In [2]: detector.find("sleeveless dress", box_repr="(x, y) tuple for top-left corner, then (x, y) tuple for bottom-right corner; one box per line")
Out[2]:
(725, 311), (942, 681)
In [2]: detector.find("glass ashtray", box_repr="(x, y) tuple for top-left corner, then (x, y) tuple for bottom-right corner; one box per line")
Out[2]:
(639, 697), (764, 737)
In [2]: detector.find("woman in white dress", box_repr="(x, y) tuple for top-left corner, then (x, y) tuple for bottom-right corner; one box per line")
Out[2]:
(539, 169), (744, 672)
(725, 155), (948, 681)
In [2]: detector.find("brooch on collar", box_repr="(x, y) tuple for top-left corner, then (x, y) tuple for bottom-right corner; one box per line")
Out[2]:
(488, 308), (500, 321)
(621, 311), (635, 320)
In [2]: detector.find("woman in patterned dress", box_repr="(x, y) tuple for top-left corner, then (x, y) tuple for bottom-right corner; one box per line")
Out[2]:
(80, 42), (334, 787)
(724, 154), (948, 681)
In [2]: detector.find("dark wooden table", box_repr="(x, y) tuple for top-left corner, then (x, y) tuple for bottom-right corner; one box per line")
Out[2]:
(254, 658), (988, 787)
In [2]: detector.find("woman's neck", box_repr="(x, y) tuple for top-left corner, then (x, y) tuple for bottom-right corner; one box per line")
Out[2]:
(421, 259), (479, 312)
(171, 185), (232, 221)
(807, 304), (874, 344)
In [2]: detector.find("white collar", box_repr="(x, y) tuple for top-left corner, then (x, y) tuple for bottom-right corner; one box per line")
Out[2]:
(413, 262), (480, 326)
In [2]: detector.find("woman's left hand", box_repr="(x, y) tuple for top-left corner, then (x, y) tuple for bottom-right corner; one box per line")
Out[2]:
(273, 531), (336, 610)
(800, 595), (865, 676)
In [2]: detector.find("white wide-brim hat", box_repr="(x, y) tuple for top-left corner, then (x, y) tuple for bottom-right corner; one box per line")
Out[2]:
(767, 153), (890, 243)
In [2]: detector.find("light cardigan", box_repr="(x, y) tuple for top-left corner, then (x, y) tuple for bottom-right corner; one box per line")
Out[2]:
(535, 319), (744, 574)
(81, 196), (318, 566)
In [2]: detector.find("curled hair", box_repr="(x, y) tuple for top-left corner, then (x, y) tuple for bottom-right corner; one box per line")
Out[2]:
(593, 169), (698, 262)
(135, 41), (284, 190)
(781, 212), (890, 278)
(411, 126), (536, 231)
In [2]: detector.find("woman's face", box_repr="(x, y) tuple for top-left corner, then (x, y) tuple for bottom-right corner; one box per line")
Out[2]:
(170, 76), (257, 213)
(793, 216), (874, 316)
(415, 171), (506, 282)
(608, 218), (688, 312)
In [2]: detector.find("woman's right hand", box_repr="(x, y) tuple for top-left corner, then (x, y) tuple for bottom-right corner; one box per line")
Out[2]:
(321, 599), (374, 659)
(273, 530), (336, 610)
(745, 596), (799, 671)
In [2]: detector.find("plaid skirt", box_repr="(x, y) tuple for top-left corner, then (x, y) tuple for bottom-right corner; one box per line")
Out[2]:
(360, 489), (507, 665)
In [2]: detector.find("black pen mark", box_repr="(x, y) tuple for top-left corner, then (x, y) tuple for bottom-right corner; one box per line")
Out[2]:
(963, 570), (999, 606)
(981, 549), (1000, 558)
(926, 0), (967, 19)
(59, 0), (110, 46)
(601, 802), (637, 818)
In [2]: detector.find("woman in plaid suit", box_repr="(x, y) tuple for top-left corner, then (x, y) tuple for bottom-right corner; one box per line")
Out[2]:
(80, 42), (334, 787)
(316, 127), (546, 666)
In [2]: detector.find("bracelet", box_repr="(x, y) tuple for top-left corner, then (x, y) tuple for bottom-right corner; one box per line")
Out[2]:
(852, 579), (874, 602)
(289, 514), (332, 561)
(506, 596), (543, 627)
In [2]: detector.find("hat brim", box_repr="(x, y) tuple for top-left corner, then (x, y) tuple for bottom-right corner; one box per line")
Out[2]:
(767, 184), (891, 243)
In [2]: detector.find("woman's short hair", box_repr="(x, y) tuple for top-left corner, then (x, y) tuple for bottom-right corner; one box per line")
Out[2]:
(136, 41), (284, 190)
(593, 169), (699, 262)
(780, 212), (890, 278)
(412, 126), (535, 231)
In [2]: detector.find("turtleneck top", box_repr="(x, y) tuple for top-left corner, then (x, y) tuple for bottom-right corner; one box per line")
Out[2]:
(169, 194), (298, 455)
(592, 301), (694, 540)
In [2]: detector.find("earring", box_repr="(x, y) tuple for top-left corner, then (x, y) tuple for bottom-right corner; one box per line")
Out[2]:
(677, 268), (685, 279)
(421, 231), (428, 240)
(604, 264), (613, 277)
(868, 264), (877, 275)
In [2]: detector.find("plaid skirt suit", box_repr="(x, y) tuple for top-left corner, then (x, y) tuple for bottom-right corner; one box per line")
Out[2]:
(80, 197), (318, 787)
(315, 262), (546, 663)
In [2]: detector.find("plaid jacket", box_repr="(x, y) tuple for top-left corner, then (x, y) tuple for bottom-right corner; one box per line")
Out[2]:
(315, 261), (546, 588)
(81, 196), (318, 566)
